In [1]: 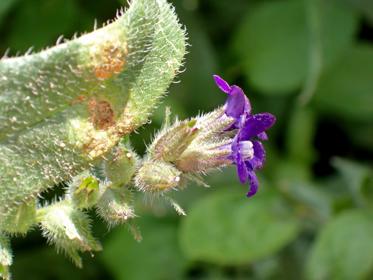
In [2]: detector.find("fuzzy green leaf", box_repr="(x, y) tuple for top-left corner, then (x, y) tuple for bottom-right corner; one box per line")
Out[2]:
(0, 0), (186, 228)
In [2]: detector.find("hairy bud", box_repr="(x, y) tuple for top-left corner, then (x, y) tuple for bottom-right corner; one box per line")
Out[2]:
(149, 119), (199, 162)
(144, 108), (236, 178)
(175, 145), (232, 173)
(104, 142), (138, 187)
(69, 173), (103, 209)
(135, 160), (182, 192)
(37, 201), (102, 267)
(96, 188), (135, 226)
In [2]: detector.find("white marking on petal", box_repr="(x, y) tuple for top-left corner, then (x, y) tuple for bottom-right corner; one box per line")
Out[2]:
(239, 141), (254, 160)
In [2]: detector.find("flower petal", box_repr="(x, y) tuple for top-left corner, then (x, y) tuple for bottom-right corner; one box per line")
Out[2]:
(247, 141), (266, 170)
(230, 135), (239, 156)
(237, 158), (248, 184)
(213, 75), (231, 93)
(246, 171), (259, 197)
(231, 135), (248, 184)
(258, 132), (268, 141)
(240, 113), (276, 140)
(225, 86), (251, 119)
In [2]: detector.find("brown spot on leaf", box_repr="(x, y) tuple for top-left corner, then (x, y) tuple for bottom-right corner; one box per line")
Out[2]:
(71, 95), (87, 105)
(93, 45), (127, 79)
(88, 98), (115, 130)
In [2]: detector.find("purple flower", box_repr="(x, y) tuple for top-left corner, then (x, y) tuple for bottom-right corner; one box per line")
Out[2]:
(214, 75), (276, 197)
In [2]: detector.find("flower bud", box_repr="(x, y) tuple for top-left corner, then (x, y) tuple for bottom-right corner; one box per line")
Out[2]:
(174, 108), (235, 173)
(69, 172), (103, 209)
(149, 119), (199, 162)
(96, 188), (135, 227)
(0, 235), (12, 280)
(104, 142), (138, 187)
(175, 144), (232, 173)
(135, 160), (182, 192)
(37, 201), (102, 268)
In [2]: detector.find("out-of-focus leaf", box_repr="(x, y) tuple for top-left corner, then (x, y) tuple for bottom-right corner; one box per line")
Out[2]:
(233, 1), (307, 94)
(332, 157), (372, 207)
(285, 181), (332, 223)
(179, 190), (300, 265)
(332, 157), (371, 193)
(197, 0), (250, 41)
(7, 0), (79, 52)
(167, 7), (219, 116)
(274, 160), (332, 223)
(314, 44), (373, 121)
(171, 166), (239, 210)
(306, 210), (373, 280)
(344, 0), (373, 26)
(233, 0), (359, 94)
(275, 160), (311, 184)
(346, 121), (373, 152)
(102, 217), (186, 280)
(286, 107), (316, 165)
(252, 256), (284, 280)
(0, 0), (18, 26)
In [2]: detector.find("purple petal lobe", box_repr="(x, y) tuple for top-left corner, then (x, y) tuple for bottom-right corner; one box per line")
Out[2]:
(248, 141), (266, 170)
(237, 158), (248, 184)
(240, 113), (276, 140)
(246, 171), (259, 197)
(225, 86), (251, 119)
(258, 132), (268, 141)
(230, 135), (239, 156)
(213, 75), (231, 93)
(230, 136), (247, 183)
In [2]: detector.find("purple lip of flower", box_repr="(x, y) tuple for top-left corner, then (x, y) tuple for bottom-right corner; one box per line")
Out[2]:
(214, 75), (276, 197)
(213, 75), (251, 127)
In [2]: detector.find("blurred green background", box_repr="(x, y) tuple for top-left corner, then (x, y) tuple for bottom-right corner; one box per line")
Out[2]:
(1, 0), (373, 279)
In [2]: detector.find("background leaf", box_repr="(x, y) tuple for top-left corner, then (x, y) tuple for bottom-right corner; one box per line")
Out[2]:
(286, 107), (316, 166)
(6, 0), (79, 52)
(307, 210), (373, 280)
(0, 0), (18, 27)
(344, 0), (373, 26)
(332, 157), (373, 207)
(179, 189), (300, 265)
(233, 0), (359, 94)
(314, 44), (373, 121)
(102, 217), (186, 280)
